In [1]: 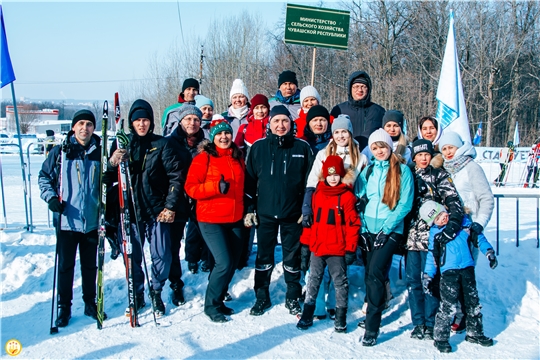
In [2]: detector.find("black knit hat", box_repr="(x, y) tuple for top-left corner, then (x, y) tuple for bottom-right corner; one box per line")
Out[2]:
(182, 78), (200, 93)
(382, 110), (404, 129)
(306, 105), (330, 124)
(411, 139), (434, 160)
(278, 70), (298, 87)
(71, 109), (96, 128)
(128, 99), (155, 133)
(269, 105), (291, 119)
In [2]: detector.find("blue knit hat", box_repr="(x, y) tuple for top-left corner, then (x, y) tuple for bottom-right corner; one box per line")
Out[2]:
(438, 131), (464, 149)
(195, 95), (214, 110)
(331, 114), (353, 134)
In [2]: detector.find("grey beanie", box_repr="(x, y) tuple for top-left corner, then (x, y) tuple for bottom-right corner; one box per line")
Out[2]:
(331, 114), (353, 134)
(419, 200), (447, 227)
(177, 104), (202, 122)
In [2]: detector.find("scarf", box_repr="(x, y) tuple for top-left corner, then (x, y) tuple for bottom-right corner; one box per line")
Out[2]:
(444, 155), (473, 175)
(229, 105), (249, 120)
(275, 89), (301, 104)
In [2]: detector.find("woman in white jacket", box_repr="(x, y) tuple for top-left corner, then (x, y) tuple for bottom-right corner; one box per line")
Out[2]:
(301, 114), (368, 320)
(438, 130), (495, 333)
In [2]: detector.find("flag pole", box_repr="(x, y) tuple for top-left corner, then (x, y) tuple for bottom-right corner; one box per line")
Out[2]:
(0, 155), (7, 228)
(10, 83), (30, 230)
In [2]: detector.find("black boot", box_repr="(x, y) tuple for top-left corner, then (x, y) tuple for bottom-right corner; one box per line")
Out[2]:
(84, 302), (108, 321)
(151, 289), (165, 317)
(334, 307), (347, 333)
(285, 298), (302, 315)
(361, 330), (379, 347)
(296, 303), (315, 330)
(250, 298), (272, 316)
(434, 340), (452, 353)
(124, 293), (146, 317)
(55, 305), (71, 327)
(465, 334), (493, 347)
(188, 262), (199, 274)
(170, 283), (185, 306)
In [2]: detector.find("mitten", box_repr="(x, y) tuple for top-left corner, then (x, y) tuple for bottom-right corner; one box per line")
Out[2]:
(109, 149), (128, 167)
(48, 197), (64, 213)
(435, 219), (461, 244)
(486, 249), (498, 269)
(344, 251), (356, 265)
(219, 175), (230, 194)
(469, 221), (484, 247)
(422, 273), (433, 295)
(300, 245), (311, 271)
(373, 231), (388, 250)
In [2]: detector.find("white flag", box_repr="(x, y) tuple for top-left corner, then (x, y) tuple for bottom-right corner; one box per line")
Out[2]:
(513, 122), (520, 146)
(435, 11), (471, 143)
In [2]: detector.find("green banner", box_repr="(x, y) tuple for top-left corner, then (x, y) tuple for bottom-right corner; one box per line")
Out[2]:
(284, 4), (350, 50)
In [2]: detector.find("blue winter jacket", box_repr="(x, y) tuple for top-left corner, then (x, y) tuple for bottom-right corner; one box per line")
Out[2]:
(354, 158), (414, 235)
(424, 217), (494, 278)
(38, 133), (100, 233)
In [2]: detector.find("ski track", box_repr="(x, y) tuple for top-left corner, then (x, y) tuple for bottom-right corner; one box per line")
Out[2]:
(1, 155), (539, 359)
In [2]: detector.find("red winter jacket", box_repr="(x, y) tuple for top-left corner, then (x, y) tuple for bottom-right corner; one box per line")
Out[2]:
(234, 114), (269, 150)
(185, 144), (245, 224)
(300, 181), (360, 256)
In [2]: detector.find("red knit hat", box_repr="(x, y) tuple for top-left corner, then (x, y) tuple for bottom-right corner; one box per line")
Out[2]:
(250, 94), (270, 112)
(322, 155), (346, 177)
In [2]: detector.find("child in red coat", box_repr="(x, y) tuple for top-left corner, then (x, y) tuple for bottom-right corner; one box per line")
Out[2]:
(297, 155), (360, 333)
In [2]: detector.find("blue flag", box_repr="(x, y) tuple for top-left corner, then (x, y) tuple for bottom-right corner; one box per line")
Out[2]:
(472, 122), (482, 145)
(1, 5), (16, 88)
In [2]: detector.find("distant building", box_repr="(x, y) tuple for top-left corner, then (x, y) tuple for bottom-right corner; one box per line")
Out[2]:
(33, 120), (72, 134)
(5, 106), (59, 133)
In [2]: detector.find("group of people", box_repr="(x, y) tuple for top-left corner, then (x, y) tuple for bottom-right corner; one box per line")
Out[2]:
(39, 69), (499, 353)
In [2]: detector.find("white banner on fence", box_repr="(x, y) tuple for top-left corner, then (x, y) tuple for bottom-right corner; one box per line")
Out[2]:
(475, 147), (531, 163)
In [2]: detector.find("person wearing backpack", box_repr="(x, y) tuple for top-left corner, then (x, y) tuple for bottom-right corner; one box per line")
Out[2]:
(353, 129), (414, 346)
(405, 139), (464, 341)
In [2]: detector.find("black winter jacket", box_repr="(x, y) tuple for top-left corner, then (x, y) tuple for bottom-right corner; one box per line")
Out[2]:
(106, 133), (188, 223)
(169, 127), (206, 159)
(405, 164), (464, 251)
(330, 71), (386, 150)
(245, 132), (314, 219)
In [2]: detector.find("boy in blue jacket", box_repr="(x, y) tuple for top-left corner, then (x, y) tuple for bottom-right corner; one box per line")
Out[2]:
(419, 200), (497, 353)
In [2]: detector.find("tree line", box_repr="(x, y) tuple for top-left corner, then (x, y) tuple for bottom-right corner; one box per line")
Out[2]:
(125, 0), (538, 147)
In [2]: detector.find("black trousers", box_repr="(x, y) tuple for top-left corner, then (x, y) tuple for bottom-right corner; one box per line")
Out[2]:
(168, 221), (186, 288)
(56, 229), (98, 307)
(198, 221), (243, 316)
(364, 235), (398, 333)
(305, 255), (349, 309)
(254, 215), (303, 301)
(434, 266), (484, 341)
(184, 219), (213, 267)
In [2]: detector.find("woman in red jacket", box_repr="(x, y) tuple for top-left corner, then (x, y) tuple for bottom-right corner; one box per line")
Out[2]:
(296, 156), (360, 333)
(185, 119), (245, 323)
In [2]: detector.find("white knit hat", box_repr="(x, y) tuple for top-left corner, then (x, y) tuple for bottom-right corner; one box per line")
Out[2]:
(300, 85), (321, 105)
(419, 200), (447, 226)
(229, 79), (249, 102)
(368, 128), (393, 150)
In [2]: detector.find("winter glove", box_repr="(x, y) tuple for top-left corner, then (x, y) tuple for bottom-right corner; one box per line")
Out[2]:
(109, 149), (129, 167)
(434, 219), (462, 245)
(422, 273), (433, 295)
(219, 175), (230, 194)
(355, 196), (368, 214)
(416, 176), (429, 196)
(301, 187), (315, 228)
(345, 251), (356, 266)
(373, 231), (389, 250)
(48, 197), (64, 213)
(359, 232), (372, 252)
(243, 213), (258, 228)
(157, 208), (175, 223)
(486, 249), (498, 269)
(300, 245), (311, 271)
(469, 222), (484, 248)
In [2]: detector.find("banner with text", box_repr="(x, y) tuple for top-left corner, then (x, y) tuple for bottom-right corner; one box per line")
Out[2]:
(284, 4), (350, 50)
(475, 147), (533, 163)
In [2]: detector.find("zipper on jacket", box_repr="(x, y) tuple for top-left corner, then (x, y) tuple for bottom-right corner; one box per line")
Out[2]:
(270, 151), (275, 175)
(76, 163), (82, 184)
(141, 149), (149, 171)
(283, 159), (287, 174)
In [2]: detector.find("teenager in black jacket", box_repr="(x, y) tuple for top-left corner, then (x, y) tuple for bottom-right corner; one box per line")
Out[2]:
(245, 105), (315, 316)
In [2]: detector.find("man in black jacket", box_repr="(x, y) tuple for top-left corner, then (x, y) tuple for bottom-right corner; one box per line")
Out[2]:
(245, 105), (315, 316)
(107, 99), (188, 317)
(330, 71), (386, 151)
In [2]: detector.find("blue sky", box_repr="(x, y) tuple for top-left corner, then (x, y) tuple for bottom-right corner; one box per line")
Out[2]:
(1, 1), (336, 101)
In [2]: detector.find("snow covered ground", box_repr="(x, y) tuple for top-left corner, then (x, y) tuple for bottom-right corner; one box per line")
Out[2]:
(1, 154), (539, 359)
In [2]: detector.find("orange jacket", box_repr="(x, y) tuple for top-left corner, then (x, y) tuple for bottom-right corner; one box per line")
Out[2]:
(300, 182), (360, 256)
(185, 146), (245, 223)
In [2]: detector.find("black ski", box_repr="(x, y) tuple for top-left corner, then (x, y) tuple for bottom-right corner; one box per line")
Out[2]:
(115, 93), (140, 328)
(96, 101), (108, 329)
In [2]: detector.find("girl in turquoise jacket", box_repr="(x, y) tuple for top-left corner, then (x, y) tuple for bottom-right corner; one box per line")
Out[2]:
(354, 129), (414, 346)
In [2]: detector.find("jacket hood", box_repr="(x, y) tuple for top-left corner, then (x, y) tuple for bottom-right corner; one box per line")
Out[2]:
(347, 70), (373, 107)
(128, 99), (155, 135)
(455, 141), (477, 159)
